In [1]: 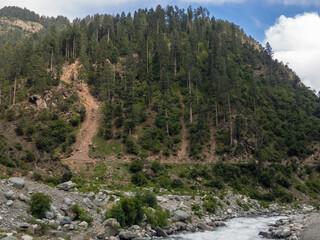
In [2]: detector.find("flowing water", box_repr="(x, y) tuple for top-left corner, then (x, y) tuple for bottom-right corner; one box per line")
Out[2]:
(163, 216), (285, 240)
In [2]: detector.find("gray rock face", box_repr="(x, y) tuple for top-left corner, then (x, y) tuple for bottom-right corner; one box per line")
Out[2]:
(45, 211), (56, 220)
(118, 231), (135, 240)
(6, 200), (14, 206)
(5, 191), (16, 200)
(1, 237), (18, 240)
(58, 216), (71, 225)
(84, 198), (94, 209)
(19, 223), (30, 231)
(95, 221), (118, 239)
(173, 210), (190, 222)
(197, 222), (214, 231)
(64, 198), (72, 206)
(56, 181), (73, 191)
(8, 177), (25, 189)
(18, 194), (30, 202)
(155, 227), (168, 237)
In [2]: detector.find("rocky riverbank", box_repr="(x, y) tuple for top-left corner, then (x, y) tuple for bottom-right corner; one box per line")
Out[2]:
(0, 177), (318, 240)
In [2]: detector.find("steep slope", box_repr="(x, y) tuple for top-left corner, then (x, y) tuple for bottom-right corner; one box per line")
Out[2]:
(61, 61), (102, 172)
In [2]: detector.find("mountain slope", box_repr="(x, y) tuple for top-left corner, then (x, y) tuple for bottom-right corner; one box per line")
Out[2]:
(0, 5), (319, 172)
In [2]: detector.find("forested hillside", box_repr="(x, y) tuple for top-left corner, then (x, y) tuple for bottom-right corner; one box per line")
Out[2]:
(0, 5), (320, 172)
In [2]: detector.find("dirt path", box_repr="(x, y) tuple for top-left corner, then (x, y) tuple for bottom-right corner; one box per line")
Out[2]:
(61, 61), (102, 172)
(177, 96), (188, 161)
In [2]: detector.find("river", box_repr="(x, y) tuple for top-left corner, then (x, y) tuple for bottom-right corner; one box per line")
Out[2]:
(163, 216), (285, 240)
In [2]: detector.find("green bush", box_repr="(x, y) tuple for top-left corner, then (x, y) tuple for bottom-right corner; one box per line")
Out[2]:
(140, 192), (157, 208)
(145, 208), (168, 228)
(203, 195), (217, 214)
(129, 159), (144, 173)
(71, 204), (93, 226)
(45, 176), (62, 186)
(29, 193), (51, 219)
(33, 172), (43, 181)
(126, 136), (139, 155)
(131, 172), (148, 186)
(105, 197), (144, 227)
(171, 179), (184, 189)
(0, 155), (15, 168)
(150, 161), (163, 173)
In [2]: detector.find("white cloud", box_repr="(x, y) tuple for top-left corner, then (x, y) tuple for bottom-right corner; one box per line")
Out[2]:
(179, 0), (245, 4)
(0, 0), (167, 19)
(264, 12), (320, 92)
(267, 0), (320, 6)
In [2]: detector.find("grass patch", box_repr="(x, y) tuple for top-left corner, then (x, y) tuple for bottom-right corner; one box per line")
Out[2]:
(90, 135), (122, 158)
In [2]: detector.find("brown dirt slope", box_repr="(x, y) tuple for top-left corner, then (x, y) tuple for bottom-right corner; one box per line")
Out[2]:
(61, 61), (102, 173)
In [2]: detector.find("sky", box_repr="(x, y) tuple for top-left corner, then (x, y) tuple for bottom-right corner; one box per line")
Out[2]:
(1, 0), (320, 92)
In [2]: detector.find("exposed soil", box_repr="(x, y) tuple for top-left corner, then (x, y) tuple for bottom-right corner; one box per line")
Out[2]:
(61, 61), (102, 173)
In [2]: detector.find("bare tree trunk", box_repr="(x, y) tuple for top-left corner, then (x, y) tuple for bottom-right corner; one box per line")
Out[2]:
(174, 56), (177, 77)
(196, 82), (199, 107)
(50, 48), (54, 72)
(228, 91), (233, 146)
(188, 70), (192, 124)
(73, 36), (76, 59)
(13, 77), (17, 105)
(9, 85), (12, 105)
(165, 90), (169, 135)
(146, 41), (149, 73)
(215, 101), (218, 126)
(157, 20), (159, 35)
(107, 28), (110, 43)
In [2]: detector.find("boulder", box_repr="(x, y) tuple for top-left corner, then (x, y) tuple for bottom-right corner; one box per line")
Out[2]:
(95, 221), (118, 239)
(6, 200), (14, 206)
(84, 198), (94, 209)
(58, 216), (71, 225)
(118, 231), (135, 240)
(64, 198), (72, 206)
(56, 181), (74, 191)
(197, 222), (214, 231)
(258, 231), (272, 239)
(18, 194), (30, 202)
(105, 218), (120, 228)
(19, 223), (31, 231)
(79, 221), (88, 229)
(45, 211), (56, 220)
(5, 191), (16, 200)
(1, 237), (18, 240)
(8, 177), (25, 189)
(21, 236), (33, 240)
(155, 227), (168, 237)
(172, 210), (190, 222)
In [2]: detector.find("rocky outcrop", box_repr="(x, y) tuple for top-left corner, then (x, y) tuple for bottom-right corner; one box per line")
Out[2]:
(8, 177), (25, 189)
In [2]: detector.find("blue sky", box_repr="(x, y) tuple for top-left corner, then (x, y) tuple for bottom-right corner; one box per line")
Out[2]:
(1, 0), (320, 91)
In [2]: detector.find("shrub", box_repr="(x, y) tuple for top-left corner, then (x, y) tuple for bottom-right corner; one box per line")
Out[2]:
(140, 192), (157, 208)
(33, 172), (43, 181)
(29, 193), (51, 219)
(171, 179), (184, 189)
(0, 155), (15, 168)
(131, 172), (148, 186)
(129, 159), (144, 173)
(71, 204), (93, 226)
(62, 171), (73, 182)
(15, 125), (24, 136)
(126, 136), (139, 155)
(145, 208), (168, 228)
(45, 176), (62, 186)
(24, 152), (36, 162)
(150, 161), (162, 173)
(203, 195), (217, 214)
(105, 197), (144, 227)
